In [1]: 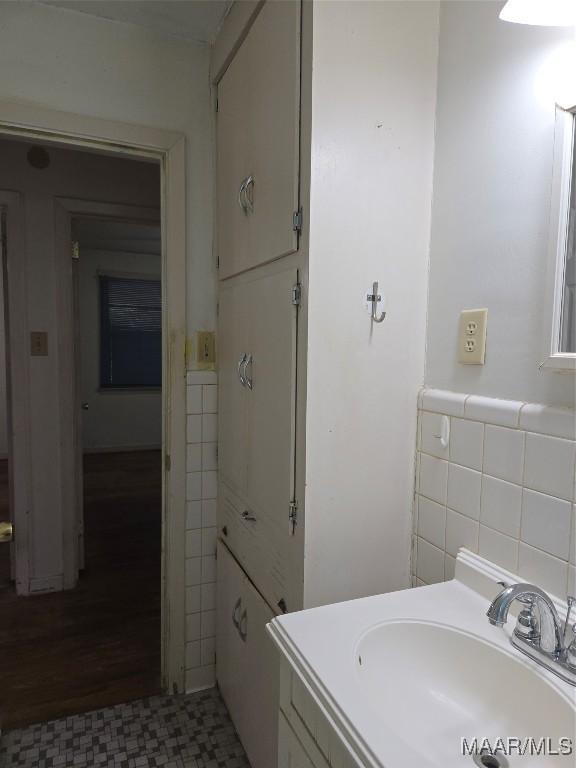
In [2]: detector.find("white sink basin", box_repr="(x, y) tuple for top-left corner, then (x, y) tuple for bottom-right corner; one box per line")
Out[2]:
(356, 620), (574, 766)
(268, 551), (576, 768)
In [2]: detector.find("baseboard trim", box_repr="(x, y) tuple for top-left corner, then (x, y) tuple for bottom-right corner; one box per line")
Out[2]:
(29, 574), (64, 594)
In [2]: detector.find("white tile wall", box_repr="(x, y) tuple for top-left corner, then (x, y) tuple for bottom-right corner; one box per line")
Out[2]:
(185, 370), (217, 692)
(413, 389), (576, 598)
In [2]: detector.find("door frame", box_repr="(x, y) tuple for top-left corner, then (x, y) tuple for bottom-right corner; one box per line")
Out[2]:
(56, 199), (162, 586)
(0, 101), (188, 694)
(0, 190), (32, 594)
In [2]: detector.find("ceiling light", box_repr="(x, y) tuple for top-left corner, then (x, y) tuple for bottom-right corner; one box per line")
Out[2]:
(499, 0), (576, 26)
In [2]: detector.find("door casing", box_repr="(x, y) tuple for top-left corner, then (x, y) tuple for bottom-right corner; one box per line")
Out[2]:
(0, 102), (188, 694)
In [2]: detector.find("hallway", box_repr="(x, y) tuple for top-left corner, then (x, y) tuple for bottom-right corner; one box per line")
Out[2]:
(0, 451), (162, 730)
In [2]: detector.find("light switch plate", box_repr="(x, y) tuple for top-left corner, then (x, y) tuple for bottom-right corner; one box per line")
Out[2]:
(458, 309), (487, 365)
(196, 331), (215, 366)
(30, 331), (48, 356)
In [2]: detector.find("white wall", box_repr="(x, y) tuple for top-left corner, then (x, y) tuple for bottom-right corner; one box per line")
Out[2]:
(304, 0), (440, 606)
(426, 1), (575, 408)
(0, 0), (215, 340)
(78, 242), (161, 453)
(0, 138), (160, 588)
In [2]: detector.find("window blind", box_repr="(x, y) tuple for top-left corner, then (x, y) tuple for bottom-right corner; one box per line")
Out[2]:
(100, 275), (161, 388)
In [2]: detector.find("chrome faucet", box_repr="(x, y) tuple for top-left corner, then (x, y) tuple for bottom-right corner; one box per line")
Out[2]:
(487, 582), (576, 686)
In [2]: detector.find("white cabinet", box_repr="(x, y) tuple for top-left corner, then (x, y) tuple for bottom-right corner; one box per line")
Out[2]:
(216, 541), (279, 768)
(218, 262), (299, 610)
(278, 713), (318, 768)
(276, 657), (359, 768)
(216, 0), (301, 279)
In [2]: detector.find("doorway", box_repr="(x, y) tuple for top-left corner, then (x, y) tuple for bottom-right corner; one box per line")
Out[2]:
(0, 138), (170, 729)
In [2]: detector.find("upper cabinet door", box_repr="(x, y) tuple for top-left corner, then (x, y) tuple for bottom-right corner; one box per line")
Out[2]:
(246, 265), (299, 533)
(217, 0), (301, 280)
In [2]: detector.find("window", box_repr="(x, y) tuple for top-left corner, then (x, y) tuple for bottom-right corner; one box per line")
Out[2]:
(100, 275), (161, 388)
(543, 105), (576, 370)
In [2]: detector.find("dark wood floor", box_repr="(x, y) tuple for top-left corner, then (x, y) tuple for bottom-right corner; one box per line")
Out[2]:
(0, 450), (162, 730)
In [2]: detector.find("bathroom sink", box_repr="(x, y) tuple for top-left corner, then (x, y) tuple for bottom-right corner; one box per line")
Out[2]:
(268, 551), (576, 768)
(355, 620), (574, 766)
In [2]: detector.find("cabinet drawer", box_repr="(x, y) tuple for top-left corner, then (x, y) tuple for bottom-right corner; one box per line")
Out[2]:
(216, 541), (279, 768)
(218, 480), (288, 615)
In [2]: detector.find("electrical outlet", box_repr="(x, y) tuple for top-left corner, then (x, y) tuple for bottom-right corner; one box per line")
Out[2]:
(458, 309), (487, 365)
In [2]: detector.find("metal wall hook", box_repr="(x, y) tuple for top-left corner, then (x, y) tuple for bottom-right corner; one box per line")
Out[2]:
(367, 281), (386, 323)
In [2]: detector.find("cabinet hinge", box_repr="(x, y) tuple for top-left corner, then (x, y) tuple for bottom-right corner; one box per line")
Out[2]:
(291, 283), (301, 306)
(165, 454), (171, 472)
(71, 241), (80, 260)
(292, 208), (303, 232)
(289, 499), (298, 533)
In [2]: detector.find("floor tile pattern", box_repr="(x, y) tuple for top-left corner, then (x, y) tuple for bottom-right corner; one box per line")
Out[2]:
(0, 688), (250, 768)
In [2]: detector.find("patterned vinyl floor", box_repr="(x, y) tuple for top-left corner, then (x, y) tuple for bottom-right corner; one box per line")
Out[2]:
(0, 688), (250, 768)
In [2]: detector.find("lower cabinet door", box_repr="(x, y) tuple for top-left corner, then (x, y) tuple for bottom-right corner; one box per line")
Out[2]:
(216, 541), (279, 768)
(216, 540), (246, 732)
(278, 713), (315, 768)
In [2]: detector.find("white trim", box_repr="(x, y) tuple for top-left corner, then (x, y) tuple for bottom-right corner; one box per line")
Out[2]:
(542, 105), (576, 371)
(55, 198), (164, 590)
(419, 387), (575, 439)
(29, 575), (65, 594)
(0, 190), (32, 595)
(455, 549), (568, 615)
(0, 101), (188, 695)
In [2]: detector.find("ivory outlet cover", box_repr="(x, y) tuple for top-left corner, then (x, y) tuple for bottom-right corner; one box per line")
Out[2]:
(458, 309), (487, 365)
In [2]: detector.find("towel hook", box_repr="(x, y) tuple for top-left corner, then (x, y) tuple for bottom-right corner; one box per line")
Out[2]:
(367, 281), (386, 323)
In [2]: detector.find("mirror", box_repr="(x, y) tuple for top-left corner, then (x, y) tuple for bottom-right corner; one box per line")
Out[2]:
(560, 123), (575, 353)
(544, 106), (576, 369)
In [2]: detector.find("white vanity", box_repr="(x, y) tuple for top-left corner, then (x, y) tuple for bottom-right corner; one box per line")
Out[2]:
(267, 551), (576, 768)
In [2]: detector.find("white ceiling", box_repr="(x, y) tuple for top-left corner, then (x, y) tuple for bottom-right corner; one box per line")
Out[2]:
(41, 1), (232, 44)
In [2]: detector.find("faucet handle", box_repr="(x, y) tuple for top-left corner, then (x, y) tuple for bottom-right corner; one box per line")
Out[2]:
(514, 599), (540, 642)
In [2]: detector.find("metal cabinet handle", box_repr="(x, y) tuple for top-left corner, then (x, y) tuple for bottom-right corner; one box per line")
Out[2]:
(241, 510), (256, 522)
(237, 178), (248, 213)
(237, 175), (254, 215)
(238, 609), (248, 642)
(244, 175), (254, 213)
(244, 354), (253, 390)
(232, 597), (242, 629)
(237, 353), (247, 386)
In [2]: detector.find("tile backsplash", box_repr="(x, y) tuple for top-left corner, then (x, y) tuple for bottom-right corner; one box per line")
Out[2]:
(184, 370), (218, 692)
(412, 389), (576, 599)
